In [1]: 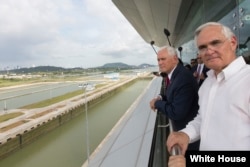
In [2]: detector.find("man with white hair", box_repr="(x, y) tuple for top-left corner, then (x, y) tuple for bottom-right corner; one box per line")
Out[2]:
(167, 22), (250, 154)
(150, 45), (200, 150)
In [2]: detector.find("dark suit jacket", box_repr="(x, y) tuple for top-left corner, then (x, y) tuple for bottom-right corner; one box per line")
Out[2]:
(155, 63), (199, 131)
(191, 64), (209, 86)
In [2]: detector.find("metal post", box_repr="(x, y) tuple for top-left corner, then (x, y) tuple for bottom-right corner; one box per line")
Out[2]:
(4, 100), (7, 113)
(84, 87), (90, 164)
(78, 83), (90, 164)
(178, 47), (183, 61)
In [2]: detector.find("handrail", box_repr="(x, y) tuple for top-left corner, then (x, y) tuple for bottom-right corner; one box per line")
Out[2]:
(168, 119), (181, 155)
(148, 111), (168, 167)
(148, 112), (159, 167)
(148, 113), (181, 167)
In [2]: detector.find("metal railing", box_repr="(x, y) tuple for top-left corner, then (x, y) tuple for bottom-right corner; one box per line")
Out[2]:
(148, 112), (181, 167)
(168, 119), (181, 156)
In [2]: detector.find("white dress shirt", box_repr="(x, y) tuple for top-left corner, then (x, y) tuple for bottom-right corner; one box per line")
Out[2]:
(182, 56), (250, 150)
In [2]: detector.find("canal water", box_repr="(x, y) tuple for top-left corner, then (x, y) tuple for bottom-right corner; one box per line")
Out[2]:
(0, 79), (151, 167)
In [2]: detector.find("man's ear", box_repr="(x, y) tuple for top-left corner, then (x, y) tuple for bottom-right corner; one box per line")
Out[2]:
(230, 36), (238, 51)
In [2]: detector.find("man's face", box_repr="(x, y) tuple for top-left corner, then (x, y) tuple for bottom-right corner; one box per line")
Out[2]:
(196, 25), (237, 74)
(157, 49), (176, 73)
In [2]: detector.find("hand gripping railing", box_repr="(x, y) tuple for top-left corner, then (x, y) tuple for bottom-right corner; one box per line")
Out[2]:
(168, 119), (181, 156)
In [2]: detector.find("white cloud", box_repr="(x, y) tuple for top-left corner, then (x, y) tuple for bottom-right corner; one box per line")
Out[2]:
(0, 0), (157, 69)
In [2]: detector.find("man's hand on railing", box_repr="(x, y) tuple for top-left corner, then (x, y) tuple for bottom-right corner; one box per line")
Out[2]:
(166, 131), (189, 156)
(149, 95), (161, 111)
(168, 155), (186, 167)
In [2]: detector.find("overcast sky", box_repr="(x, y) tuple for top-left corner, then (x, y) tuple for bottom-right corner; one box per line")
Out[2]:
(0, 0), (157, 69)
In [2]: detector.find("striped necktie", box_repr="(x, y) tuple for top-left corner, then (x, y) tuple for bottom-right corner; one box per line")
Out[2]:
(197, 65), (201, 82)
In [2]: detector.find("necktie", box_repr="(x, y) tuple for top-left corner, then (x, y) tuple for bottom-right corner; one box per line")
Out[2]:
(197, 65), (201, 75)
(166, 76), (170, 87)
(197, 65), (201, 83)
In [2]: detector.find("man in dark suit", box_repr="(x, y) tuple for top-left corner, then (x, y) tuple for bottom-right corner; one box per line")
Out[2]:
(150, 46), (199, 150)
(191, 54), (210, 87)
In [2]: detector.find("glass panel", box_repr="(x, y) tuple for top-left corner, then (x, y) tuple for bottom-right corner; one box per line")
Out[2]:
(180, 0), (250, 65)
(238, 0), (250, 57)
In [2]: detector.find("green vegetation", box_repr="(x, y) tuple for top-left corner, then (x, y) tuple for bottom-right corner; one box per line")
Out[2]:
(0, 64), (154, 88)
(0, 78), (41, 87)
(0, 112), (24, 123)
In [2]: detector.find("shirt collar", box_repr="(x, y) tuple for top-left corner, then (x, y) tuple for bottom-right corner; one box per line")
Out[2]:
(199, 63), (204, 68)
(168, 65), (177, 80)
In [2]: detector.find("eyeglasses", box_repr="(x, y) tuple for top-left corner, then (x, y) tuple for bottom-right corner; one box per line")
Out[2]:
(198, 39), (227, 55)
